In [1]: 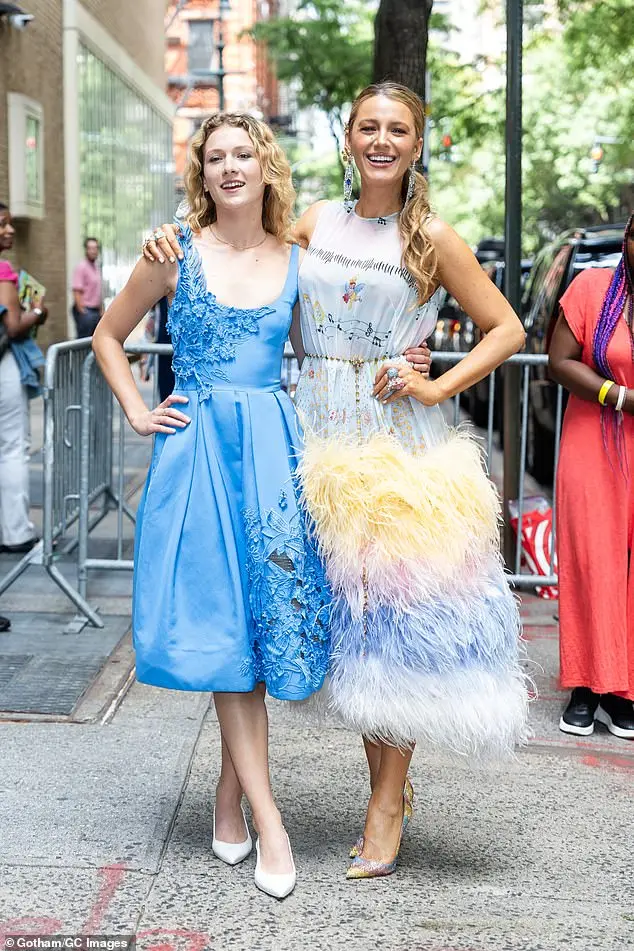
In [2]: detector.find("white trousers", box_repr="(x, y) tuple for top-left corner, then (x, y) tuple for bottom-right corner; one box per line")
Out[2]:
(0, 350), (35, 545)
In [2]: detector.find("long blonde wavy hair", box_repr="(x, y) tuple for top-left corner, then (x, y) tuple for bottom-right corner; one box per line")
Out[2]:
(183, 112), (295, 242)
(348, 83), (437, 305)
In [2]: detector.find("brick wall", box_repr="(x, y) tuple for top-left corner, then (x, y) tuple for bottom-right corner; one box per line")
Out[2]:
(80, 0), (169, 87)
(0, 2), (67, 346)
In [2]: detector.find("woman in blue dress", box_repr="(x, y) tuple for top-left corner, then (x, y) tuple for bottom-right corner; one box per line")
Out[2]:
(93, 113), (331, 899)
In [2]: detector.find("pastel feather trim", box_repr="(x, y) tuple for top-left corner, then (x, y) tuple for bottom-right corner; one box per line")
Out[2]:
(298, 431), (501, 582)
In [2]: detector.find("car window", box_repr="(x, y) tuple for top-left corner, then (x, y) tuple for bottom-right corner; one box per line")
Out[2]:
(521, 248), (552, 316)
(573, 250), (621, 271)
(528, 245), (573, 345)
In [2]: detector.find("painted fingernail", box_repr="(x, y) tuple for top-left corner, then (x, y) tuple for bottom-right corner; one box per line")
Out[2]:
(158, 257), (164, 264)
(169, 257), (176, 263)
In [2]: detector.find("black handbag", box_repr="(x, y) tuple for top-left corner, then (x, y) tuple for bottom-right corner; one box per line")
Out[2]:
(0, 305), (10, 360)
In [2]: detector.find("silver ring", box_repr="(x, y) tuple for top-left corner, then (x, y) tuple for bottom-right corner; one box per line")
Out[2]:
(153, 229), (166, 240)
(386, 367), (399, 380)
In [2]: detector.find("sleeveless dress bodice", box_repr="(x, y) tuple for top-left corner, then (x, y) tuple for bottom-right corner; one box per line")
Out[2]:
(296, 201), (445, 450)
(169, 232), (294, 397)
(133, 226), (329, 700)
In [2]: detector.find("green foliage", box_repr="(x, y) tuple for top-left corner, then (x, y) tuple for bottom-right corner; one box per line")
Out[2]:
(428, 9), (634, 252)
(248, 0), (372, 152)
(556, 0), (634, 70)
(252, 0), (633, 247)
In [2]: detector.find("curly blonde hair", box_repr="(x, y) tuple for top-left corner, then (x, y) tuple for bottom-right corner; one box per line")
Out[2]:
(348, 83), (437, 305)
(183, 112), (295, 242)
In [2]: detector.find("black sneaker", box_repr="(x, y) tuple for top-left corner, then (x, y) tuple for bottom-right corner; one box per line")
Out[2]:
(0, 615), (10, 632)
(595, 694), (634, 740)
(0, 537), (38, 554)
(559, 687), (600, 736)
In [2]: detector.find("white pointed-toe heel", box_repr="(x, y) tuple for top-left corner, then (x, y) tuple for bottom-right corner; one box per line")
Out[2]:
(212, 806), (253, 865)
(254, 832), (296, 899)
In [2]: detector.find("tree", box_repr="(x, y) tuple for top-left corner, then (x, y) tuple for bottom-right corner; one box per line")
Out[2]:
(249, 0), (372, 155)
(424, 0), (634, 248)
(373, 0), (434, 102)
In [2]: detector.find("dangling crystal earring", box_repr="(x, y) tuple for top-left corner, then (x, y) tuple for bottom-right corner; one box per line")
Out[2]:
(343, 151), (354, 212)
(406, 162), (417, 204)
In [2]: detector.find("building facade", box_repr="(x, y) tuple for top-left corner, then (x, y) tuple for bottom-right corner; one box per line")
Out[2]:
(165, 0), (287, 189)
(0, 0), (174, 343)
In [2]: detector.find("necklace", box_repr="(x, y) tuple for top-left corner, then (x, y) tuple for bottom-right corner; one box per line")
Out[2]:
(209, 226), (268, 251)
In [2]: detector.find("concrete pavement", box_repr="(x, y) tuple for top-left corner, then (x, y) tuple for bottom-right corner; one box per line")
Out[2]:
(1, 595), (633, 951)
(0, 398), (632, 951)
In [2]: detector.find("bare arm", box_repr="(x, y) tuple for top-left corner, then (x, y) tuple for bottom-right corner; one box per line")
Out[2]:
(0, 280), (46, 337)
(73, 289), (84, 313)
(92, 258), (190, 435)
(430, 219), (525, 399)
(375, 219), (525, 405)
(548, 309), (634, 414)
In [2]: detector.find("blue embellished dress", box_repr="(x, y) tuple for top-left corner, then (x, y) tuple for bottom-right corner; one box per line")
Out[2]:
(133, 226), (330, 700)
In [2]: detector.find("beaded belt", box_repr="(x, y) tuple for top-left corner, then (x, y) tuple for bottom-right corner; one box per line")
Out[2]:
(302, 353), (399, 440)
(303, 353), (392, 368)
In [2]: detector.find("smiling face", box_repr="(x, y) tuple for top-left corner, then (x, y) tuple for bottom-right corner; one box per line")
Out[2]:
(346, 94), (422, 191)
(202, 124), (265, 215)
(0, 207), (15, 253)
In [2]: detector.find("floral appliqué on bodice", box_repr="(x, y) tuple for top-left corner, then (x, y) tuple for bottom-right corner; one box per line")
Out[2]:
(167, 222), (275, 401)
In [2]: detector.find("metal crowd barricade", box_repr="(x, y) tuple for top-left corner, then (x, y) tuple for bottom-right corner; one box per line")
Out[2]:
(0, 339), (113, 625)
(68, 345), (563, 624)
(430, 351), (562, 590)
(76, 343), (173, 604)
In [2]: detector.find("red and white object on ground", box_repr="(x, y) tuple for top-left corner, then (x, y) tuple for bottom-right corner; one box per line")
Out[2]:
(508, 496), (558, 600)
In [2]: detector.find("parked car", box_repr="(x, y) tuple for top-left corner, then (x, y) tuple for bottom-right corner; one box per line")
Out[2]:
(522, 224), (624, 484)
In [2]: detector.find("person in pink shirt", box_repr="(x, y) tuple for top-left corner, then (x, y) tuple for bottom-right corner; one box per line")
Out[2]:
(0, 202), (47, 563)
(71, 237), (103, 337)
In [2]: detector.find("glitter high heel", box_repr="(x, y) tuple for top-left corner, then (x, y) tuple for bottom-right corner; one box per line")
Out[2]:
(346, 799), (408, 880)
(349, 774), (414, 858)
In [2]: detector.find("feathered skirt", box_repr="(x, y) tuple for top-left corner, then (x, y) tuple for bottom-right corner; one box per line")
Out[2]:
(298, 430), (529, 756)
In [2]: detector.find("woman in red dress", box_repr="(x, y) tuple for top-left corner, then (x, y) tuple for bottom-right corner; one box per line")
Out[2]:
(549, 214), (634, 739)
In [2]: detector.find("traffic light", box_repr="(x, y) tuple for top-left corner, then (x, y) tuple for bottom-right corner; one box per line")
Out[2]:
(440, 133), (453, 161)
(590, 143), (604, 173)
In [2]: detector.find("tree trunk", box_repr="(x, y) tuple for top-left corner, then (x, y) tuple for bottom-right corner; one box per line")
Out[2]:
(373, 0), (433, 103)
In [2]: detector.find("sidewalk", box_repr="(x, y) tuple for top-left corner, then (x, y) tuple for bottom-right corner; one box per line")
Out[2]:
(0, 399), (632, 951)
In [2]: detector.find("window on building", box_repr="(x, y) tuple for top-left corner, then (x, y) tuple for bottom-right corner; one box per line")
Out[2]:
(188, 19), (215, 75)
(77, 45), (174, 301)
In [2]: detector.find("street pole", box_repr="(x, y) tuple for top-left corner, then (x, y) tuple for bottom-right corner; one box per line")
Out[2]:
(502, 0), (523, 565)
(217, 0), (230, 111)
(422, 69), (431, 178)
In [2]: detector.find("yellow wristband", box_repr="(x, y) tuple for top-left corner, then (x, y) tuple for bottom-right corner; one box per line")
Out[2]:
(598, 380), (615, 406)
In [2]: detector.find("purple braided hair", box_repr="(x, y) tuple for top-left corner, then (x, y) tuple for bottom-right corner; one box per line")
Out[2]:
(591, 212), (634, 471)
(592, 211), (634, 378)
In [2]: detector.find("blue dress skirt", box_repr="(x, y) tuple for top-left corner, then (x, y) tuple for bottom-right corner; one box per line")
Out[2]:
(133, 232), (330, 700)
